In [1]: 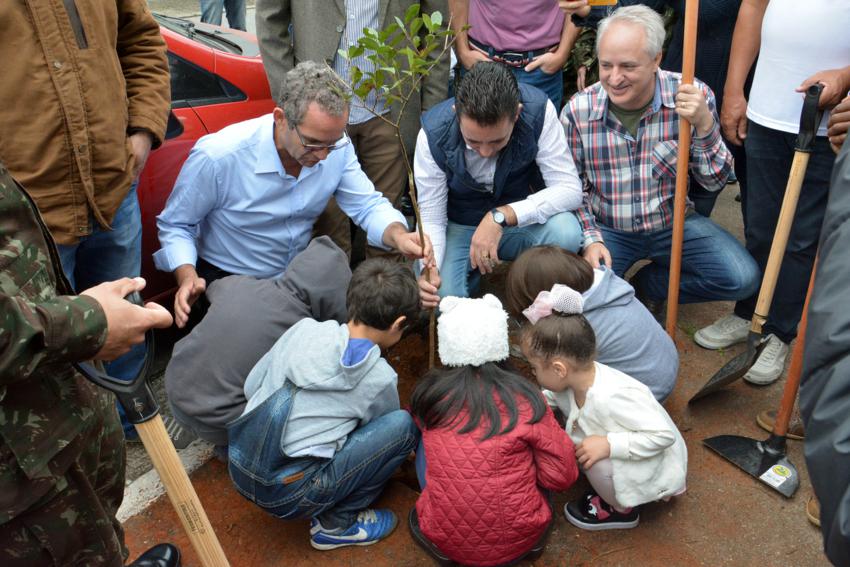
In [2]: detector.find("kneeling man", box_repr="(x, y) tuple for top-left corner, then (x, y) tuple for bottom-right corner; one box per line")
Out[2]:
(560, 6), (759, 317)
(155, 61), (432, 327)
(417, 62), (584, 306)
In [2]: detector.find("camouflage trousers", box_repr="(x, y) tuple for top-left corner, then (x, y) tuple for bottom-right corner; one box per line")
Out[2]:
(0, 390), (127, 567)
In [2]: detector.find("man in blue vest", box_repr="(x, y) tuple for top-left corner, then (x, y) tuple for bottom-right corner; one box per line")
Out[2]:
(416, 62), (584, 306)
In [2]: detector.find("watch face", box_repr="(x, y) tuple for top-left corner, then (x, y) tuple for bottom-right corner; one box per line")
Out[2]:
(493, 210), (506, 225)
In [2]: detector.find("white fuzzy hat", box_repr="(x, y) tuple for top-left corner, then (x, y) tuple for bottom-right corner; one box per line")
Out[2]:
(438, 294), (509, 367)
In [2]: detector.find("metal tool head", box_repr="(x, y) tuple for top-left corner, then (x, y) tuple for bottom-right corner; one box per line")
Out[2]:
(75, 291), (159, 424)
(689, 332), (768, 403)
(703, 434), (799, 498)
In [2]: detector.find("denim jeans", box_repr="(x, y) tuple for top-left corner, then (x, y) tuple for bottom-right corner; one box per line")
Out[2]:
(228, 383), (419, 529)
(733, 122), (833, 343)
(438, 212), (583, 298)
(600, 213), (760, 304)
(56, 183), (143, 437)
(199, 0), (246, 30)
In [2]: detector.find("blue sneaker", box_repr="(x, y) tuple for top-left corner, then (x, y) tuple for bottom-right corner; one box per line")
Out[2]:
(310, 509), (398, 550)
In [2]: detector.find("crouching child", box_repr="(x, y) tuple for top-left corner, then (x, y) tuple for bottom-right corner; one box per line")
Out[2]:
(227, 259), (421, 550)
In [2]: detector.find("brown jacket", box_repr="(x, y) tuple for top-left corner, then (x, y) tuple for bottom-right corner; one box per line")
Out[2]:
(0, 0), (171, 245)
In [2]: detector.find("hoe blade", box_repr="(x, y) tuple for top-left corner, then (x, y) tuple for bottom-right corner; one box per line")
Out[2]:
(704, 435), (799, 498)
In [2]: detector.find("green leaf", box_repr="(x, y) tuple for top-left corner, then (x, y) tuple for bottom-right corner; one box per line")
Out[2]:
(349, 45), (365, 59)
(337, 48), (350, 60)
(404, 3), (419, 24)
(422, 13), (433, 33)
(410, 17), (423, 37)
(351, 66), (363, 86)
(394, 16), (405, 30)
(430, 11), (443, 28)
(380, 66), (397, 75)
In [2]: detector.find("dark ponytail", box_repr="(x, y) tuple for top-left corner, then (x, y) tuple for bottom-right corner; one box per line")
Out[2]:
(410, 362), (547, 441)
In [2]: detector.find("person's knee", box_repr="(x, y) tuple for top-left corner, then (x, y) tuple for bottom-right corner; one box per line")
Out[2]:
(725, 252), (761, 299)
(536, 213), (582, 252)
(381, 410), (420, 451)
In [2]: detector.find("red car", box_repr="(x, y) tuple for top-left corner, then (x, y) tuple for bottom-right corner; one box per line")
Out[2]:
(139, 14), (275, 301)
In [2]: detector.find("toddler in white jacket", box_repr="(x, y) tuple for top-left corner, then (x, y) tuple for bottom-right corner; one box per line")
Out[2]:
(520, 284), (687, 530)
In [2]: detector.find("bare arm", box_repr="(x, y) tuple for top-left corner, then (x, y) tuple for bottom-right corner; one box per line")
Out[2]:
(721, 0), (768, 145)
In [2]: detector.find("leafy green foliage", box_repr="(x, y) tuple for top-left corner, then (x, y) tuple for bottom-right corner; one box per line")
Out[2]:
(334, 4), (454, 117)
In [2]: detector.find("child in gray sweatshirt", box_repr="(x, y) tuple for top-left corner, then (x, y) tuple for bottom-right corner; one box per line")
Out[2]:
(228, 259), (421, 551)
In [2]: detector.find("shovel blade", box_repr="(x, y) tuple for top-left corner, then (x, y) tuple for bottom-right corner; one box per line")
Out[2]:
(704, 435), (799, 498)
(689, 334), (768, 403)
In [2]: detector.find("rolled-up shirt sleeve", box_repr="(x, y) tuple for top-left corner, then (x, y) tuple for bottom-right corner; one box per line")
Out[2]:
(153, 148), (220, 272)
(334, 144), (406, 250)
(509, 101), (584, 226)
(414, 128), (449, 271)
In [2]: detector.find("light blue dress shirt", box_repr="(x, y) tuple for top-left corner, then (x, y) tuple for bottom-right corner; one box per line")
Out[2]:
(154, 114), (405, 279)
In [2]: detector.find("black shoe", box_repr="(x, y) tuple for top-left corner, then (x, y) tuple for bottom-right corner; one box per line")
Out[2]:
(631, 278), (666, 323)
(127, 543), (181, 567)
(564, 490), (639, 531)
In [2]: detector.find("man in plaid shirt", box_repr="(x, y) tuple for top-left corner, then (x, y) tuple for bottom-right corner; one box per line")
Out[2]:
(560, 5), (758, 317)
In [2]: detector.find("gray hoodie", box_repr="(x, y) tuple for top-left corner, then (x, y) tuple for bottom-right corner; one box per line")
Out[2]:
(583, 267), (679, 401)
(242, 319), (399, 458)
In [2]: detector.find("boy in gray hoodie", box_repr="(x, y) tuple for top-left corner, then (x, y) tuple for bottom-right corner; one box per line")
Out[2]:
(227, 259), (421, 550)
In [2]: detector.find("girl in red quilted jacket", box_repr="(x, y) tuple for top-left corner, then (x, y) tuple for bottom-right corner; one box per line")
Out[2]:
(408, 294), (579, 567)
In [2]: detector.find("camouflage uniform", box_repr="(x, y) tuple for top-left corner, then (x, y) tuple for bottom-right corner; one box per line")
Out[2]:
(0, 164), (127, 566)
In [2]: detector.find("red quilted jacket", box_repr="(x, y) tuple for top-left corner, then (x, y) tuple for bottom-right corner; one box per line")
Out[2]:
(415, 397), (578, 566)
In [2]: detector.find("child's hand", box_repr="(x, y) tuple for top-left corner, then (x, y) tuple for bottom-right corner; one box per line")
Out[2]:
(576, 435), (610, 470)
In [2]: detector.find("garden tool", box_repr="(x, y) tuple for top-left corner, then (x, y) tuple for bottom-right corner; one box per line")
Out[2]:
(702, 262), (816, 497)
(76, 292), (230, 567)
(689, 83), (823, 402)
(666, 0), (699, 339)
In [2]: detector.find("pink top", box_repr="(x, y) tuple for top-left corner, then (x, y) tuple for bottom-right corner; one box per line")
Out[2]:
(467, 0), (565, 51)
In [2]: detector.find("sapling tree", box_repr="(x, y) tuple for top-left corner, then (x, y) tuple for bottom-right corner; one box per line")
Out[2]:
(332, 3), (457, 368)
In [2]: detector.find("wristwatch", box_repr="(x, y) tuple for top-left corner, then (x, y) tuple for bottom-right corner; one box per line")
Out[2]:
(490, 208), (508, 228)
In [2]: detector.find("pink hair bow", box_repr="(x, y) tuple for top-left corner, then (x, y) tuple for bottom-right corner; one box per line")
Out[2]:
(522, 284), (584, 324)
(522, 290), (554, 324)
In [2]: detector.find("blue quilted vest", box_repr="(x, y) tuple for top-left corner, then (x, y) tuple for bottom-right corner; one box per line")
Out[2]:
(421, 84), (548, 226)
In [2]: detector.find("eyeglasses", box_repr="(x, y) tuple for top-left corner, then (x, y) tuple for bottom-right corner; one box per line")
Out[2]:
(294, 125), (351, 153)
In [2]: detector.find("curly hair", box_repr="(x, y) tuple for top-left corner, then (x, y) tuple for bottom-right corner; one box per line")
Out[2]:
(278, 61), (348, 127)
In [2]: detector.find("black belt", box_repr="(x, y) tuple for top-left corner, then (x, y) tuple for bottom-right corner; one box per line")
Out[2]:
(469, 37), (558, 67)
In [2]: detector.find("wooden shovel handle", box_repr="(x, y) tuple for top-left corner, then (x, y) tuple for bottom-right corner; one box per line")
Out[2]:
(750, 152), (810, 333)
(665, 0), (699, 338)
(773, 259), (817, 437)
(135, 415), (231, 567)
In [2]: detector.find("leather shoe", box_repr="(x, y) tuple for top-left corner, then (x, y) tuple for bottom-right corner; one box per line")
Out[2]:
(127, 543), (181, 567)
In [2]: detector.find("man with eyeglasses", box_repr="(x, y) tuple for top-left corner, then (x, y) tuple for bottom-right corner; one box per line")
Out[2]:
(155, 62), (433, 328)
(156, 62), (434, 452)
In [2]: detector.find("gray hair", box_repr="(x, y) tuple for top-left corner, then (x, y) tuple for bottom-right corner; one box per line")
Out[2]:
(596, 5), (666, 59)
(278, 61), (348, 128)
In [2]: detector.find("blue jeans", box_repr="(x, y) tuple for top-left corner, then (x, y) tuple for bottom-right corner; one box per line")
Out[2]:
(600, 213), (760, 304)
(228, 383), (419, 529)
(733, 122), (833, 343)
(199, 0), (246, 30)
(57, 183), (143, 437)
(438, 212), (582, 298)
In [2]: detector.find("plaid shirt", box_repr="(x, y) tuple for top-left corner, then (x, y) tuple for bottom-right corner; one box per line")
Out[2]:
(560, 69), (732, 246)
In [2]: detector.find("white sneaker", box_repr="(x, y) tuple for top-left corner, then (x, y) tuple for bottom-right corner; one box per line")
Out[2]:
(694, 314), (750, 350)
(744, 334), (790, 385)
